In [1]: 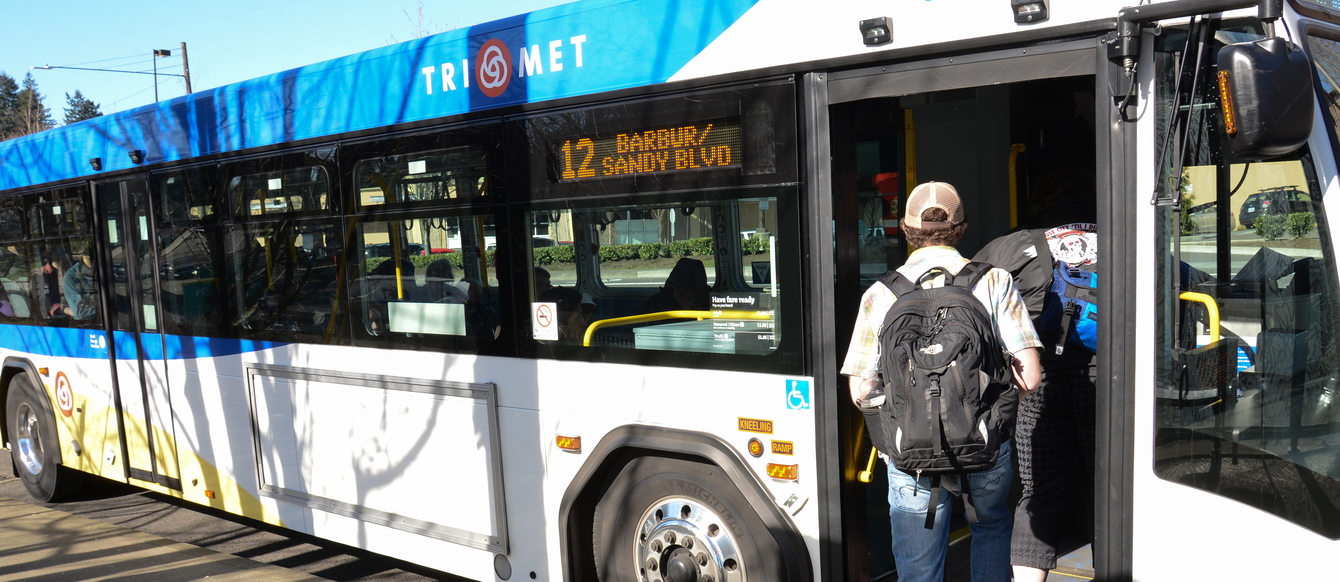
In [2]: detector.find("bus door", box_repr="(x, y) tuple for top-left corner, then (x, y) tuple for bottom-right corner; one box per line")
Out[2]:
(95, 177), (182, 490)
(1136, 13), (1340, 578)
(825, 39), (1100, 581)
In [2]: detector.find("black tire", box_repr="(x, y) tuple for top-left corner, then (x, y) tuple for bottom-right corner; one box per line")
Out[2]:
(593, 456), (788, 582)
(6, 373), (81, 502)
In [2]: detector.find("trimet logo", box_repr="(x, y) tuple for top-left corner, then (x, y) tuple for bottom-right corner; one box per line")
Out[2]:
(475, 39), (511, 98)
(421, 34), (588, 99)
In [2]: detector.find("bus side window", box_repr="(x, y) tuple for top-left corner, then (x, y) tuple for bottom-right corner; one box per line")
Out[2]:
(223, 155), (341, 343)
(347, 141), (499, 348)
(0, 201), (32, 322)
(23, 188), (96, 328)
(154, 167), (228, 338)
(530, 196), (783, 359)
(228, 222), (341, 343)
(352, 215), (499, 344)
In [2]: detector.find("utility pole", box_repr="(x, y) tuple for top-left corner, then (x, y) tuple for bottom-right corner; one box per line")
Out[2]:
(179, 42), (192, 94)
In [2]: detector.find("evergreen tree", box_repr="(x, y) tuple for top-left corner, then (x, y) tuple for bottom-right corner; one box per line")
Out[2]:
(63, 90), (102, 125)
(0, 72), (21, 140)
(16, 73), (55, 136)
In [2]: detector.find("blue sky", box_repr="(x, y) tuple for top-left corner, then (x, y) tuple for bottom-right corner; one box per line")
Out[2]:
(4, 0), (573, 120)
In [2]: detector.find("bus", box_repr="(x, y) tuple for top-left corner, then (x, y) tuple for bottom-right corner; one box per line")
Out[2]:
(2, 0), (1338, 579)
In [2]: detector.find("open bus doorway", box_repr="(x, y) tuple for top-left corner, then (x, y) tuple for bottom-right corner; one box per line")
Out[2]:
(829, 65), (1098, 580)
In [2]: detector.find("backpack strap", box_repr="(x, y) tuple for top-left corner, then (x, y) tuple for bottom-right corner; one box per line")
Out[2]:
(925, 475), (942, 529)
(878, 270), (917, 297)
(1029, 228), (1052, 267)
(920, 475), (979, 528)
(950, 261), (994, 291)
(1053, 263), (1098, 355)
(1056, 303), (1076, 355)
(952, 475), (981, 524)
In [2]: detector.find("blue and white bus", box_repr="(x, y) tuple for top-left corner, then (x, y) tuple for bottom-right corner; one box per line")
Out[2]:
(3, 0), (1339, 579)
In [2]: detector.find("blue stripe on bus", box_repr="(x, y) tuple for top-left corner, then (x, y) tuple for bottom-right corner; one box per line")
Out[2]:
(112, 330), (141, 359)
(0, 0), (758, 190)
(0, 324), (284, 360)
(0, 325), (110, 360)
(162, 335), (286, 360)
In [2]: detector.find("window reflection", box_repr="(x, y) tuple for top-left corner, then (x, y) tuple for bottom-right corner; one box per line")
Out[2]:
(353, 215), (499, 343)
(1153, 27), (1340, 537)
(354, 147), (487, 208)
(528, 195), (785, 357)
(228, 222), (341, 342)
(8, 187), (99, 327)
(154, 169), (226, 337)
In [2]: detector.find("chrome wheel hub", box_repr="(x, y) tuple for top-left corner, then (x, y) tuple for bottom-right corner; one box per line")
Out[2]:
(15, 403), (44, 476)
(634, 497), (745, 582)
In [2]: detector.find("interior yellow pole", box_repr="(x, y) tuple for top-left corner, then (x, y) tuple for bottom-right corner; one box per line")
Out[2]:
(1009, 143), (1026, 229)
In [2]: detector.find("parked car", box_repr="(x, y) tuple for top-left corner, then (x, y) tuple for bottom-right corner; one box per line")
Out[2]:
(1186, 202), (1217, 234)
(1239, 187), (1311, 228)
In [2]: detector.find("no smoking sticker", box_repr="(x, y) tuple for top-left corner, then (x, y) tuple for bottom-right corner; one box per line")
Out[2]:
(533, 302), (559, 341)
(55, 372), (74, 417)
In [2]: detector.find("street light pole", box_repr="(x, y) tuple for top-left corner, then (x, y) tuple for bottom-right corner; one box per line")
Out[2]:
(152, 49), (171, 102)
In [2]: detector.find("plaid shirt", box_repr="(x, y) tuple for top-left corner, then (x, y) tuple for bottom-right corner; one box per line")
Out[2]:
(840, 246), (1042, 380)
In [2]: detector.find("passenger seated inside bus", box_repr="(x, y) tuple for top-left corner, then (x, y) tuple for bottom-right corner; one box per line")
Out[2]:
(62, 241), (97, 321)
(528, 198), (783, 356)
(422, 259), (468, 303)
(533, 266), (553, 298)
(458, 277), (500, 339)
(0, 248), (25, 319)
(363, 258), (416, 334)
(639, 257), (711, 313)
(541, 285), (596, 342)
(36, 244), (68, 318)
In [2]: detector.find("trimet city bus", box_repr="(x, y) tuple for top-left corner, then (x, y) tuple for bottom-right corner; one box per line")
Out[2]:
(2, 0), (1338, 579)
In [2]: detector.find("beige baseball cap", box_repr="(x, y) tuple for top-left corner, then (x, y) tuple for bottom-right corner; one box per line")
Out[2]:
(902, 181), (965, 229)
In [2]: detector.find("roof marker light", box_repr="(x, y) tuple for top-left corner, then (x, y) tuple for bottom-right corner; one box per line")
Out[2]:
(859, 17), (892, 47)
(1012, 0), (1049, 23)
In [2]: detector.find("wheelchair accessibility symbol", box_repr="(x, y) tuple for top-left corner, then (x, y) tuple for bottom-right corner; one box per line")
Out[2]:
(786, 379), (810, 410)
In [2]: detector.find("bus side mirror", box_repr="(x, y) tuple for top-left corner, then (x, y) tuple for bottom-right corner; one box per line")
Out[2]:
(1216, 37), (1314, 161)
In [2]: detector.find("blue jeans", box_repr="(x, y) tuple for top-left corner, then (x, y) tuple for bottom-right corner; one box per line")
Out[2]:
(886, 440), (1014, 582)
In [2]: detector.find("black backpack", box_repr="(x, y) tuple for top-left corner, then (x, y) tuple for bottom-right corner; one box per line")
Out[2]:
(973, 226), (1099, 355)
(864, 261), (1018, 528)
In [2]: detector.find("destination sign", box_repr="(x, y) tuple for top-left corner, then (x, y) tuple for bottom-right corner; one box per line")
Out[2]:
(556, 119), (742, 182)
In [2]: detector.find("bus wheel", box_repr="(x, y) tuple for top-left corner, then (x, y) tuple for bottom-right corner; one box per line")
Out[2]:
(6, 373), (79, 502)
(593, 456), (785, 582)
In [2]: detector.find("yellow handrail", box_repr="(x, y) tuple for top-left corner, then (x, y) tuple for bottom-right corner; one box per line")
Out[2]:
(1179, 291), (1221, 343)
(857, 447), (880, 483)
(389, 222), (405, 299)
(1008, 143), (1026, 229)
(903, 109), (917, 192)
(581, 309), (772, 347)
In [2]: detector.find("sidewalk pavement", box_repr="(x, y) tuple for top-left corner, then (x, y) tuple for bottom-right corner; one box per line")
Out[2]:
(0, 496), (325, 582)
